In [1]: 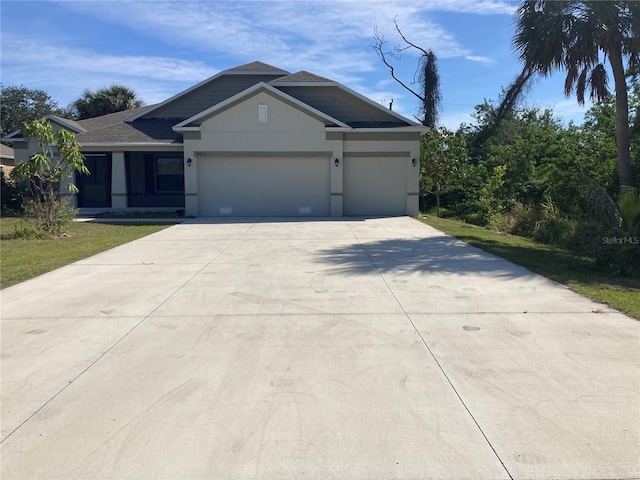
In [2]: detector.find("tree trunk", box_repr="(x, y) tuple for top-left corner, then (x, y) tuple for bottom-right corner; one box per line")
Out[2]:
(609, 43), (634, 191)
(436, 181), (441, 217)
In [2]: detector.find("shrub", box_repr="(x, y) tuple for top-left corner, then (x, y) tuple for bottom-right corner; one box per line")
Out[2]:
(10, 120), (87, 236)
(19, 196), (77, 238)
(1, 168), (27, 213)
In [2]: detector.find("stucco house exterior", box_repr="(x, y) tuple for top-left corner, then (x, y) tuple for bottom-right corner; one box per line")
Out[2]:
(4, 61), (427, 217)
(0, 144), (15, 167)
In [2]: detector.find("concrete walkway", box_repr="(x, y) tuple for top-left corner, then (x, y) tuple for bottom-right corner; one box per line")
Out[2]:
(1, 217), (638, 479)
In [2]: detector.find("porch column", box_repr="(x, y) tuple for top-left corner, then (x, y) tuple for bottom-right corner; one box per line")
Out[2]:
(111, 151), (127, 209)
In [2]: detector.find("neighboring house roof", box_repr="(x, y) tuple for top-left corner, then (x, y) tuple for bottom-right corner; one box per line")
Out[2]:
(1, 144), (14, 159)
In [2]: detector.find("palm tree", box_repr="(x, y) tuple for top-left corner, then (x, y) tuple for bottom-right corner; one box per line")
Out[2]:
(507, 1), (640, 190)
(72, 85), (143, 119)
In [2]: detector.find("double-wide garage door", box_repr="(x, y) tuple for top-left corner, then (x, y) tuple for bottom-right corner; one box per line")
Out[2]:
(198, 157), (331, 216)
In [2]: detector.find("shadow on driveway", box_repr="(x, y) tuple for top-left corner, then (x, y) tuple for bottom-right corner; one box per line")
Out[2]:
(316, 235), (539, 279)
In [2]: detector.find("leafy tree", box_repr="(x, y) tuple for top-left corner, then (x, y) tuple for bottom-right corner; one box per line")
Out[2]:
(0, 85), (71, 137)
(420, 127), (468, 216)
(373, 19), (441, 127)
(72, 84), (143, 119)
(11, 120), (88, 235)
(506, 0), (640, 190)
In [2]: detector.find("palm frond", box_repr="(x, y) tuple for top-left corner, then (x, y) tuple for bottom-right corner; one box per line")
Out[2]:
(619, 188), (640, 230)
(581, 173), (623, 230)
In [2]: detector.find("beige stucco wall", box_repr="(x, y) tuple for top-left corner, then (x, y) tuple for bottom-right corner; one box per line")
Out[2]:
(342, 132), (421, 216)
(183, 89), (420, 217)
(183, 90), (344, 216)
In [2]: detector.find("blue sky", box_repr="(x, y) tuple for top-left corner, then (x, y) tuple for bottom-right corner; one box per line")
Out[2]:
(1, 0), (591, 129)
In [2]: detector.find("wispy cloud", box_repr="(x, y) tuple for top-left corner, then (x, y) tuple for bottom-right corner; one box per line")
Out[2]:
(2, 0), (516, 118)
(56, 0), (511, 65)
(1, 35), (218, 105)
(465, 55), (495, 64)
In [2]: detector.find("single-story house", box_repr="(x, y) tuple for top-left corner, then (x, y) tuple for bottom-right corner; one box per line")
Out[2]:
(3, 61), (427, 217)
(1, 144), (15, 167)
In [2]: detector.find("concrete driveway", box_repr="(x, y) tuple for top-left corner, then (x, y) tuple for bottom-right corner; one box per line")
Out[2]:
(1, 217), (638, 479)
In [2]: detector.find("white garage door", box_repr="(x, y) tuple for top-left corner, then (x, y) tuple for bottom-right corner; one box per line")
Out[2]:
(198, 157), (331, 216)
(343, 157), (407, 216)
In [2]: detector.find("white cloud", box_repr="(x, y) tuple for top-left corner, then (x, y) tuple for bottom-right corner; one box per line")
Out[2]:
(440, 111), (476, 130)
(465, 55), (495, 64)
(2, 0), (517, 121)
(55, 0), (500, 67)
(1, 35), (218, 105)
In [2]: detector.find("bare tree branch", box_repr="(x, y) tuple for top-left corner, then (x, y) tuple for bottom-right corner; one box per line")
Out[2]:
(372, 28), (424, 103)
(393, 17), (429, 57)
(372, 19), (441, 127)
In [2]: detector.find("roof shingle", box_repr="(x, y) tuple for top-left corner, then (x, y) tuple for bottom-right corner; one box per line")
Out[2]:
(224, 61), (288, 73)
(270, 71), (334, 83)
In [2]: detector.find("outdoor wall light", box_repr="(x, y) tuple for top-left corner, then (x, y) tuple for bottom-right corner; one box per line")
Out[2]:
(187, 158), (192, 167)
(334, 158), (340, 167)
(412, 158), (417, 167)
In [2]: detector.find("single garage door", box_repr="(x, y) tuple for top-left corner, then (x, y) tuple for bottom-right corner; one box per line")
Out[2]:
(198, 156), (331, 216)
(343, 157), (407, 216)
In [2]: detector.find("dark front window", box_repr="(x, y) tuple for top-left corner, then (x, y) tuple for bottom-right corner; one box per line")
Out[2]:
(155, 157), (184, 193)
(126, 152), (185, 208)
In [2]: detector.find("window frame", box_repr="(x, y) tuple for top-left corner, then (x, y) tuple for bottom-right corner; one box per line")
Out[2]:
(154, 156), (184, 194)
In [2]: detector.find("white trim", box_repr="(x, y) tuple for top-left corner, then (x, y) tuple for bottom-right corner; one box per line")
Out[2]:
(126, 68), (290, 122)
(326, 126), (430, 134)
(172, 82), (349, 131)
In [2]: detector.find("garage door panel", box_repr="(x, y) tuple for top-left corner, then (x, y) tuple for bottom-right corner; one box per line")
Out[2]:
(198, 157), (330, 216)
(343, 157), (407, 216)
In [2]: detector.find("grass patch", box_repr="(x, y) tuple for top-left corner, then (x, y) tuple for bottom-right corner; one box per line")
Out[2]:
(0, 218), (172, 288)
(419, 214), (640, 320)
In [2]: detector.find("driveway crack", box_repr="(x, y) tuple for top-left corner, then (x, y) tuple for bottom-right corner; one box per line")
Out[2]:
(0, 221), (261, 445)
(345, 220), (514, 480)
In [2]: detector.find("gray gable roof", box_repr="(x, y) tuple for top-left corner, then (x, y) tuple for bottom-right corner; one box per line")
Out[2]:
(19, 61), (419, 147)
(75, 118), (183, 145)
(270, 71), (333, 83)
(139, 74), (287, 120)
(225, 61), (288, 73)
(76, 105), (154, 131)
(275, 85), (410, 127)
(134, 61), (290, 121)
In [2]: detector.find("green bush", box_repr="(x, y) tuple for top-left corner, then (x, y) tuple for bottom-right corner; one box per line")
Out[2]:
(1, 168), (27, 213)
(19, 197), (78, 238)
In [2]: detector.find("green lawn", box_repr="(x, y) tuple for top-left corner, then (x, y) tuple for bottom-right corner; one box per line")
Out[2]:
(419, 214), (640, 320)
(0, 218), (172, 288)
